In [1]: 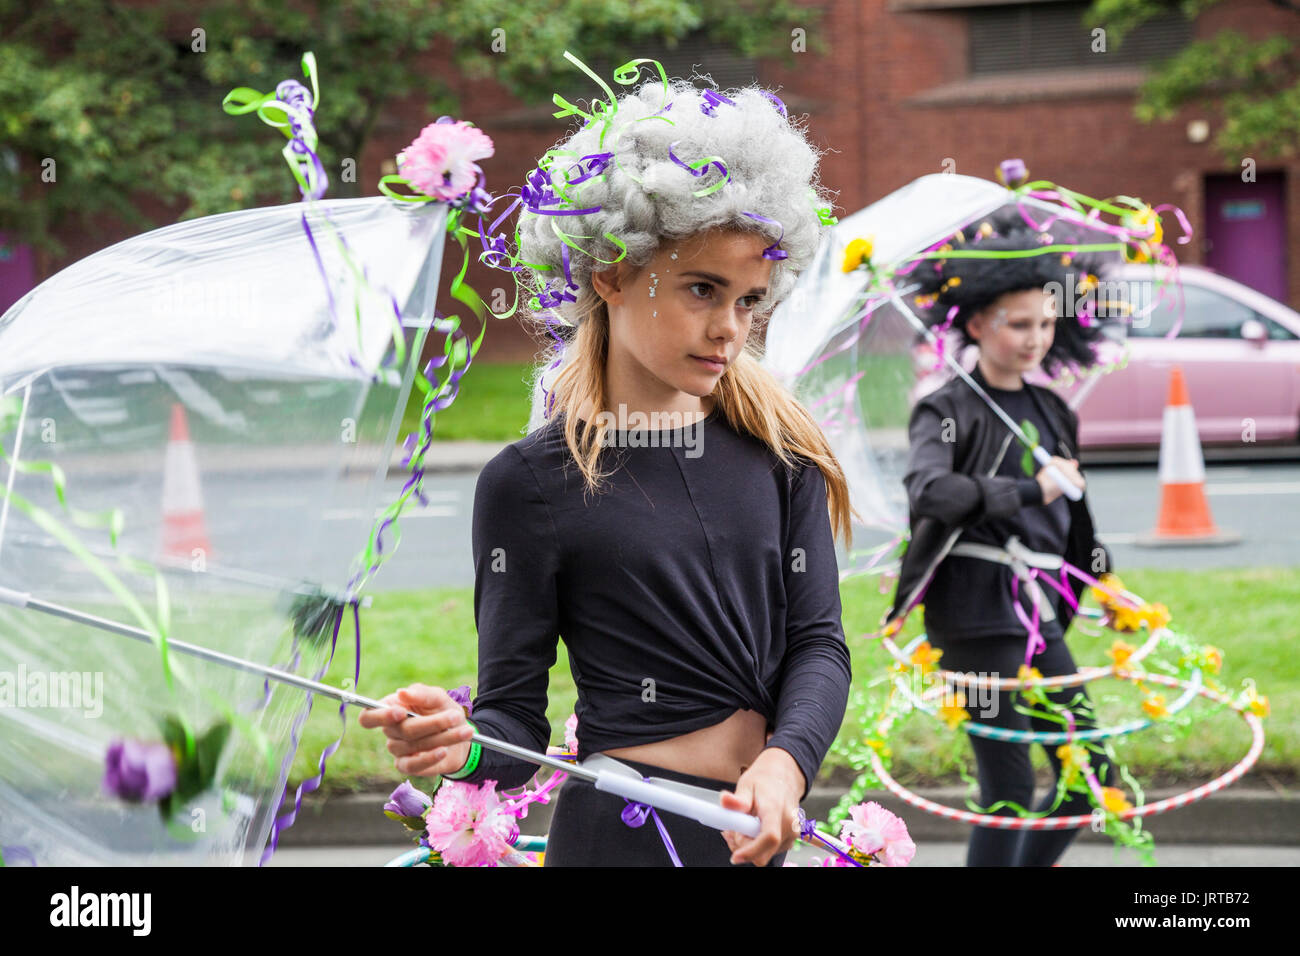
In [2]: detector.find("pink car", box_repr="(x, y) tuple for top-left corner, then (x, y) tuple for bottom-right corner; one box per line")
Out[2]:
(912, 265), (1300, 449)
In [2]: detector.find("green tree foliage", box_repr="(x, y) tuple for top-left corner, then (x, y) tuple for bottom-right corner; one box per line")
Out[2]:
(1, 0), (817, 260)
(1087, 0), (1300, 161)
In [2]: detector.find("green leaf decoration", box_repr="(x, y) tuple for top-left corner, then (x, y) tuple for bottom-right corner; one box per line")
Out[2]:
(1019, 418), (1040, 478)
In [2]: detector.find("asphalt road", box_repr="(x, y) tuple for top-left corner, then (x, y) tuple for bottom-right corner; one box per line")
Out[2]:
(5, 459), (1297, 595)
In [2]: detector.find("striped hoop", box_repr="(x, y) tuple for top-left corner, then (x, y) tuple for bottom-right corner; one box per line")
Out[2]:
(869, 669), (1265, 831)
(882, 626), (1164, 693)
(893, 663), (1205, 744)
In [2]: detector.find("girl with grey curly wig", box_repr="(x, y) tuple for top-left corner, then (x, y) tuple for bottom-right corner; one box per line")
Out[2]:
(505, 73), (855, 544)
(368, 63), (857, 868)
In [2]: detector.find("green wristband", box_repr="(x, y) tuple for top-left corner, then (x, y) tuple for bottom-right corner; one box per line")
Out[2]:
(443, 720), (481, 780)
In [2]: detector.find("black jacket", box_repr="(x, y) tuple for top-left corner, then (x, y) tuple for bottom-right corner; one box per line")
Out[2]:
(883, 363), (1114, 637)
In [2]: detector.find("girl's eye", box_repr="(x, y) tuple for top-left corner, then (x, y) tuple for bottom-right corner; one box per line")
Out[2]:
(688, 282), (760, 310)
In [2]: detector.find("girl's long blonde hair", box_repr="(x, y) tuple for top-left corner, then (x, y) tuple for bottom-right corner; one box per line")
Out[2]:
(535, 279), (860, 550)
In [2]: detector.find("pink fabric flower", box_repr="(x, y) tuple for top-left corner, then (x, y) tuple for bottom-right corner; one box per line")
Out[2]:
(397, 120), (494, 202)
(564, 713), (579, 754)
(423, 779), (517, 867)
(841, 802), (916, 867)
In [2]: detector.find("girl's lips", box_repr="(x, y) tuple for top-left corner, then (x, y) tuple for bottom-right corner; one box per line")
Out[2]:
(693, 356), (725, 371)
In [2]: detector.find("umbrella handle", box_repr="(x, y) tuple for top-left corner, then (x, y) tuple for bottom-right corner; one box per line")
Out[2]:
(1032, 446), (1083, 501)
(594, 772), (762, 837)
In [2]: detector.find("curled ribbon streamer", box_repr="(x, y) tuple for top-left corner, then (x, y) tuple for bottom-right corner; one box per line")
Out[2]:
(742, 210), (789, 261)
(667, 142), (731, 197)
(620, 797), (684, 867)
(260, 600), (360, 866)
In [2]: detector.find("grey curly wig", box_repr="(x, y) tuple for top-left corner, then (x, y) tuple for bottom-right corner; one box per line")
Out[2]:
(511, 75), (836, 327)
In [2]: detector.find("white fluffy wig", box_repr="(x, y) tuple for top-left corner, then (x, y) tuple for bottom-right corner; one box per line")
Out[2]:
(489, 70), (838, 432)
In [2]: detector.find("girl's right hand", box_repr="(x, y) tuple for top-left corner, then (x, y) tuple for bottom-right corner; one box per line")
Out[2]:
(357, 683), (475, 778)
(1036, 456), (1085, 505)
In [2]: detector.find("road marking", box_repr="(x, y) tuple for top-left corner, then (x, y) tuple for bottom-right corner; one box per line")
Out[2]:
(1204, 482), (1300, 495)
(323, 505), (458, 520)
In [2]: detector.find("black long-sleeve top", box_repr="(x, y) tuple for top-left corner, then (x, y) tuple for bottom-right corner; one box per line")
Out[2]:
(907, 381), (1072, 641)
(456, 405), (852, 799)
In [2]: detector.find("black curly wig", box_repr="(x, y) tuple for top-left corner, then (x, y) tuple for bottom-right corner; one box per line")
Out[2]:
(904, 209), (1117, 377)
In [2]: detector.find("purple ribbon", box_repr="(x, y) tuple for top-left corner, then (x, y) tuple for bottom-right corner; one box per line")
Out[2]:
(276, 79), (327, 201)
(742, 211), (789, 261)
(620, 795), (684, 867)
(798, 812), (865, 867)
(667, 141), (729, 187)
(259, 599), (361, 866)
(761, 90), (787, 116)
(536, 243), (581, 310)
(700, 89), (736, 116)
(1, 845), (36, 866)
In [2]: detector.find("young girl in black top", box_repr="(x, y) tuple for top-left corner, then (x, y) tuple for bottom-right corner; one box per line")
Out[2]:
(890, 222), (1117, 866)
(361, 73), (855, 866)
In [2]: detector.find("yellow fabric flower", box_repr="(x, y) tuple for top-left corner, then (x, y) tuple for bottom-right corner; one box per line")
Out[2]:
(938, 692), (969, 730)
(865, 737), (893, 758)
(1202, 646), (1223, 674)
(1101, 787), (1132, 814)
(1108, 639), (1136, 668)
(1090, 572), (1125, 608)
(1130, 205), (1164, 245)
(1141, 694), (1168, 719)
(1243, 687), (1270, 718)
(880, 618), (902, 638)
(1017, 664), (1043, 684)
(911, 640), (943, 675)
(842, 237), (874, 273)
(1109, 602), (1144, 632)
(1140, 602), (1171, 631)
(1056, 744), (1088, 785)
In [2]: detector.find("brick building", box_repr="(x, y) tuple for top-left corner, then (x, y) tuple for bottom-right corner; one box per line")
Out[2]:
(10, 0), (1300, 363)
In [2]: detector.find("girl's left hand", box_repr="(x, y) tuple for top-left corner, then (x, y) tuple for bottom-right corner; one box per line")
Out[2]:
(719, 748), (805, 866)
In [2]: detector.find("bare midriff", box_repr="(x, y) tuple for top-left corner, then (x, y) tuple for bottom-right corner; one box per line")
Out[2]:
(601, 708), (769, 783)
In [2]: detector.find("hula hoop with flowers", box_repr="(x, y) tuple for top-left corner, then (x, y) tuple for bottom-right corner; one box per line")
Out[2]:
(831, 568), (1271, 865)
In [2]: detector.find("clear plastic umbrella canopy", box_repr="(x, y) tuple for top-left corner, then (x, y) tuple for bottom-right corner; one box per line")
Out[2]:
(761, 172), (1133, 581)
(0, 196), (447, 864)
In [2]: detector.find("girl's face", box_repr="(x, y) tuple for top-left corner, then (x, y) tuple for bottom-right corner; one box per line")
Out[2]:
(966, 288), (1056, 376)
(591, 228), (773, 409)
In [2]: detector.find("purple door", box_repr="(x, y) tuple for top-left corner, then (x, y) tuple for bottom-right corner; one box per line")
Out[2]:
(1204, 171), (1287, 303)
(0, 232), (36, 314)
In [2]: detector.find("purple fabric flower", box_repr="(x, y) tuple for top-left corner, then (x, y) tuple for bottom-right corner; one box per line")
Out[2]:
(384, 779), (433, 818)
(998, 158), (1028, 189)
(448, 684), (473, 716)
(103, 739), (177, 803)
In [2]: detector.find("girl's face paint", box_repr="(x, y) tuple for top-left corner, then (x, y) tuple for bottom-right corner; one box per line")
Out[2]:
(592, 227), (772, 413)
(967, 288), (1057, 380)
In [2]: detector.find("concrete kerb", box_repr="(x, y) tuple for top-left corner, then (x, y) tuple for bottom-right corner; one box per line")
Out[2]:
(276, 783), (1299, 849)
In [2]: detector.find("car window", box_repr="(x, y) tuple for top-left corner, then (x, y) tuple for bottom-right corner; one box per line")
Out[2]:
(1127, 283), (1260, 339)
(1263, 314), (1299, 340)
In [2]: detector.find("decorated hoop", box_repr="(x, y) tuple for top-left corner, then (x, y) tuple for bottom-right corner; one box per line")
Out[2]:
(869, 670), (1265, 831)
(892, 666), (1204, 744)
(882, 625), (1164, 693)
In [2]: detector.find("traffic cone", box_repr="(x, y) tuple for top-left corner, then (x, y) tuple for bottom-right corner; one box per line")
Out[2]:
(1135, 367), (1240, 547)
(159, 403), (213, 563)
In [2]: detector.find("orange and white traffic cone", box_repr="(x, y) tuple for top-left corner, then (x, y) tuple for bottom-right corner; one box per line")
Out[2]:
(1135, 367), (1240, 547)
(159, 402), (213, 564)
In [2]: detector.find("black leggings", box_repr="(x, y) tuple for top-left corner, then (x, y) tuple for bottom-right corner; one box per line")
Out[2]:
(928, 634), (1112, 867)
(544, 756), (788, 867)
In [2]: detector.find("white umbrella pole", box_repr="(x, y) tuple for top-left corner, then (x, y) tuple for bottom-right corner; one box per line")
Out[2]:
(0, 583), (763, 838)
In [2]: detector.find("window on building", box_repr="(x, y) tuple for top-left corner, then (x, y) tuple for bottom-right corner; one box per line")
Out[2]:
(967, 1), (1192, 75)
